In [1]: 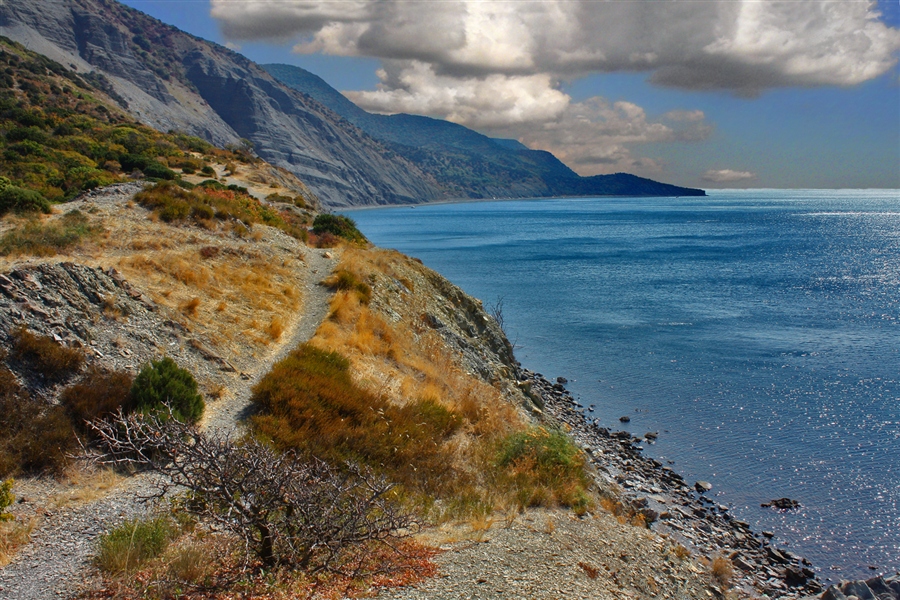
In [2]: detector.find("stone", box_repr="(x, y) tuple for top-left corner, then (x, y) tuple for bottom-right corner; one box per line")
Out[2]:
(695, 481), (713, 493)
(761, 497), (801, 510)
(619, 416), (631, 423)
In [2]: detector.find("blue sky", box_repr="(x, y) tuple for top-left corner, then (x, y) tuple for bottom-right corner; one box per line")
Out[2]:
(121, 0), (899, 189)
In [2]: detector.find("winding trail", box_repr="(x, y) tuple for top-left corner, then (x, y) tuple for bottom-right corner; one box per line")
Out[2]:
(0, 247), (339, 600)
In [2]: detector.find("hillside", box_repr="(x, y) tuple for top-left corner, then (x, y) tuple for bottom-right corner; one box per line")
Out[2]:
(265, 63), (707, 200)
(0, 0), (444, 207)
(1, 0), (703, 207)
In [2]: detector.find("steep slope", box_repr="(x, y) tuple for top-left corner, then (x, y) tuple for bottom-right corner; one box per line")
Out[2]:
(0, 0), (443, 207)
(265, 63), (707, 198)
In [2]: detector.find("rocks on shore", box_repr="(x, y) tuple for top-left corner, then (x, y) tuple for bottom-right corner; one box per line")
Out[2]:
(800, 574), (900, 600)
(522, 368), (824, 599)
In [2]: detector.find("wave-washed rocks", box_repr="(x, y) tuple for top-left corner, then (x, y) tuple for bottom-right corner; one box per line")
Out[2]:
(522, 368), (824, 599)
(800, 575), (900, 600)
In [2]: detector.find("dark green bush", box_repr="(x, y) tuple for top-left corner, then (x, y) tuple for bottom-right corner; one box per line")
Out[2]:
(496, 427), (592, 513)
(312, 214), (366, 244)
(131, 357), (204, 423)
(0, 177), (50, 215)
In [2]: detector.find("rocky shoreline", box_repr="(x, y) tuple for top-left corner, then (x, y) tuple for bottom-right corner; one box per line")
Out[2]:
(522, 369), (824, 599)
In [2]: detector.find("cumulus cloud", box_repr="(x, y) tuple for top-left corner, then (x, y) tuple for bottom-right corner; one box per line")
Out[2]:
(702, 169), (757, 183)
(210, 0), (899, 176)
(212, 0), (900, 91)
(345, 62), (570, 129)
(506, 98), (713, 176)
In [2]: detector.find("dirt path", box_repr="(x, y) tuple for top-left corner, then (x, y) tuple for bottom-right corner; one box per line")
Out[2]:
(0, 248), (339, 600)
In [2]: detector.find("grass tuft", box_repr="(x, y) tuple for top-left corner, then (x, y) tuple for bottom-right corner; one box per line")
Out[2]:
(94, 515), (176, 575)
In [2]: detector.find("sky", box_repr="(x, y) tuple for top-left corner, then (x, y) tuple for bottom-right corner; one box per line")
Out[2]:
(119, 0), (900, 189)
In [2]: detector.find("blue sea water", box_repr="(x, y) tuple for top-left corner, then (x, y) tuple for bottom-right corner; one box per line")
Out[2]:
(343, 189), (899, 581)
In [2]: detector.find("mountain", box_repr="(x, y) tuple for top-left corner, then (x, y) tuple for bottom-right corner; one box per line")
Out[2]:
(264, 64), (706, 199)
(0, 0), (443, 207)
(0, 0), (704, 205)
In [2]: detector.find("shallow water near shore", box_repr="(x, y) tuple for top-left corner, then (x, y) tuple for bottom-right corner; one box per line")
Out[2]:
(344, 189), (899, 582)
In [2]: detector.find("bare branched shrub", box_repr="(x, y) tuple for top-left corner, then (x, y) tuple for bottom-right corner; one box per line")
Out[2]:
(88, 410), (416, 573)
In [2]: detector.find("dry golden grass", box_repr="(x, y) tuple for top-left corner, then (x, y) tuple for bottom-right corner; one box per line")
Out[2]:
(51, 465), (123, 509)
(711, 554), (734, 587)
(0, 518), (36, 567)
(306, 247), (592, 521)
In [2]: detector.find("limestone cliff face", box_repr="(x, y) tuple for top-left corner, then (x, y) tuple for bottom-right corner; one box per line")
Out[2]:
(0, 0), (443, 207)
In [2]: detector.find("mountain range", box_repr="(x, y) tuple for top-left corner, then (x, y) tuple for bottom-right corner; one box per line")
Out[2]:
(0, 0), (704, 207)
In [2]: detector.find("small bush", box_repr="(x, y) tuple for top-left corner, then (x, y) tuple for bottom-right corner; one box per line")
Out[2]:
(60, 367), (134, 430)
(131, 357), (204, 423)
(496, 427), (592, 513)
(0, 479), (13, 522)
(324, 269), (372, 304)
(0, 179), (51, 215)
(0, 364), (76, 476)
(200, 165), (215, 176)
(711, 554), (734, 587)
(95, 515), (176, 574)
(11, 327), (84, 380)
(312, 214), (366, 244)
(251, 344), (462, 494)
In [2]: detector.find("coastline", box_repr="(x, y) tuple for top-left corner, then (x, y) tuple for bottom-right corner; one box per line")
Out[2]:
(522, 369), (823, 599)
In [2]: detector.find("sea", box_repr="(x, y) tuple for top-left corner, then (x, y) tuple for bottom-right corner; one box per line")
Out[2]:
(343, 189), (899, 582)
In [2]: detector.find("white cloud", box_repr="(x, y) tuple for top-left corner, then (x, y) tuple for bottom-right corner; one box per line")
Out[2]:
(211, 0), (899, 177)
(702, 169), (757, 183)
(345, 62), (570, 129)
(212, 0), (900, 92)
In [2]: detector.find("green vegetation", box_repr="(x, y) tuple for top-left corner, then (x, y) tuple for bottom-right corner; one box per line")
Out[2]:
(312, 214), (366, 244)
(496, 427), (592, 514)
(95, 515), (177, 575)
(131, 357), (204, 423)
(0, 38), (252, 213)
(0, 479), (13, 522)
(134, 181), (309, 240)
(251, 344), (462, 496)
(0, 176), (50, 215)
(0, 209), (100, 256)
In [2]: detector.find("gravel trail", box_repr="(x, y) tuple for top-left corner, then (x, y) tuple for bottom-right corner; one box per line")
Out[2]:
(0, 245), (338, 600)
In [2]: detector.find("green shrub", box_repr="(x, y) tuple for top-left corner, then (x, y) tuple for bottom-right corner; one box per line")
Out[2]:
(0, 479), (14, 522)
(11, 326), (84, 380)
(0, 177), (50, 215)
(95, 515), (176, 574)
(312, 214), (366, 244)
(131, 357), (204, 423)
(200, 165), (215, 176)
(496, 427), (592, 514)
(60, 367), (134, 430)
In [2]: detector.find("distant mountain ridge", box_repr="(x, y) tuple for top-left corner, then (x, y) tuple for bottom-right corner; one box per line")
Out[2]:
(264, 63), (706, 199)
(0, 0), (704, 206)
